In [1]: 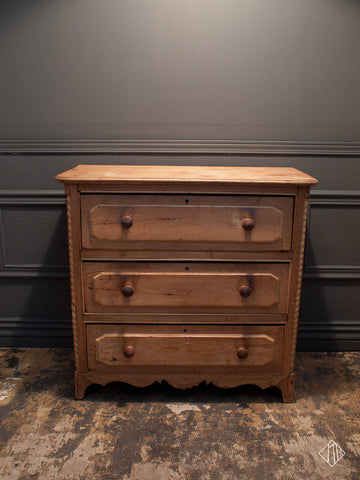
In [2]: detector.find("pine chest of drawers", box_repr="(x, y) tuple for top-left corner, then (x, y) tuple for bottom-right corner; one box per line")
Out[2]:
(56, 165), (317, 401)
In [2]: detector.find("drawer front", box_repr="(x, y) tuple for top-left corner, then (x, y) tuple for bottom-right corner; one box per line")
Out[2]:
(83, 262), (290, 314)
(87, 324), (284, 372)
(81, 194), (293, 251)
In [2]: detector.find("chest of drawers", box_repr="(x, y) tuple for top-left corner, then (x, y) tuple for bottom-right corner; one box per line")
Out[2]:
(56, 165), (317, 401)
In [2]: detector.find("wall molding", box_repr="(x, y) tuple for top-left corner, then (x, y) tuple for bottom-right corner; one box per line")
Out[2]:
(1, 317), (358, 350)
(0, 191), (68, 276)
(297, 322), (360, 350)
(0, 316), (358, 335)
(0, 317), (72, 347)
(0, 269), (69, 278)
(303, 266), (360, 280)
(1, 139), (360, 155)
(1, 189), (360, 279)
(3, 266), (358, 280)
(299, 322), (360, 333)
(304, 190), (360, 278)
(0, 316), (71, 329)
(3, 264), (356, 279)
(1, 189), (360, 200)
(309, 190), (360, 205)
(1, 189), (360, 204)
(0, 190), (65, 205)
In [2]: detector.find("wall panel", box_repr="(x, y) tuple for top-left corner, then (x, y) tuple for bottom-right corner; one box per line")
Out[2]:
(0, 150), (359, 349)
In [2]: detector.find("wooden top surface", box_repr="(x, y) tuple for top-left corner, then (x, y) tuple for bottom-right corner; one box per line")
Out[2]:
(56, 165), (318, 185)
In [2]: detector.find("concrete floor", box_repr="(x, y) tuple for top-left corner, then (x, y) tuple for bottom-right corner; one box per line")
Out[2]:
(0, 349), (359, 480)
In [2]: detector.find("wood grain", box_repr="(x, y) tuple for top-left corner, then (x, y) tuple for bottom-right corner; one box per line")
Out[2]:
(80, 248), (293, 261)
(65, 185), (87, 373)
(277, 374), (295, 403)
(83, 262), (290, 314)
(78, 182), (299, 195)
(87, 324), (284, 372)
(77, 372), (286, 399)
(81, 194), (293, 251)
(82, 313), (288, 324)
(56, 165), (318, 185)
(283, 187), (310, 376)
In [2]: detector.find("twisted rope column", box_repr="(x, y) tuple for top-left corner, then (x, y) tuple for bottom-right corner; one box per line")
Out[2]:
(66, 192), (80, 371)
(290, 197), (309, 371)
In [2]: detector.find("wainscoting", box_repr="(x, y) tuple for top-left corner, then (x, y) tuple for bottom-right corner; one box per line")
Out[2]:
(0, 141), (359, 349)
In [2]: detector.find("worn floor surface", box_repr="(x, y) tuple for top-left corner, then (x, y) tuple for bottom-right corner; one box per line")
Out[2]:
(0, 349), (359, 480)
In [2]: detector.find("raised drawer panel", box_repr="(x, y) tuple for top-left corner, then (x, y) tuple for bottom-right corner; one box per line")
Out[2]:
(83, 262), (290, 314)
(87, 324), (284, 372)
(81, 194), (294, 251)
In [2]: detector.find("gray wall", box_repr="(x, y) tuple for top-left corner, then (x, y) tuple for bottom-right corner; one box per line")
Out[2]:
(1, 0), (359, 349)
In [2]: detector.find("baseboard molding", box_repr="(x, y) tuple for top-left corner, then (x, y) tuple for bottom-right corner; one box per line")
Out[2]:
(0, 317), (72, 347)
(296, 339), (360, 351)
(297, 322), (360, 350)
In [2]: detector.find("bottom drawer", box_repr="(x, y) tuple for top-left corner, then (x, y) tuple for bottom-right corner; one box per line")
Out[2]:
(86, 324), (284, 373)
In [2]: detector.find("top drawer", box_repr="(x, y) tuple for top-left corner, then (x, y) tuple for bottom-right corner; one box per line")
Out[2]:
(81, 194), (293, 251)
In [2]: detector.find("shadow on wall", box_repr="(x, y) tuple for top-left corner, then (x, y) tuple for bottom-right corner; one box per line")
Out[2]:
(299, 236), (337, 352)
(14, 206), (72, 347)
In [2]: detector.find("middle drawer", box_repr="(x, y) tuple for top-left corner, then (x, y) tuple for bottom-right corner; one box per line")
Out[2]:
(83, 262), (290, 314)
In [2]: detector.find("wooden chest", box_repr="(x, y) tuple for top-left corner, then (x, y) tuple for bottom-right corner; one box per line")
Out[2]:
(56, 165), (318, 401)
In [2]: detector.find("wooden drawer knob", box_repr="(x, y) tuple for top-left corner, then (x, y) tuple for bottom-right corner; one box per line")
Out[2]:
(239, 286), (252, 297)
(120, 215), (133, 229)
(237, 347), (248, 359)
(123, 345), (135, 358)
(122, 285), (134, 297)
(242, 218), (255, 231)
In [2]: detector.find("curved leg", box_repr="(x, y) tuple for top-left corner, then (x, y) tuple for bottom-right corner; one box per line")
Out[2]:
(74, 371), (91, 400)
(278, 374), (295, 403)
